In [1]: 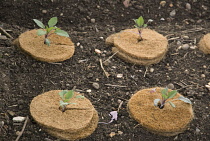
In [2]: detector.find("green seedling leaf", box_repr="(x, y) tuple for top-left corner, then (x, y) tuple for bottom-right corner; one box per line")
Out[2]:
(59, 90), (68, 99)
(65, 90), (74, 99)
(162, 94), (167, 100)
(168, 90), (177, 99)
(75, 95), (85, 99)
(138, 16), (144, 27)
(161, 88), (168, 96)
(59, 100), (70, 106)
(37, 29), (47, 36)
(168, 101), (176, 108)
(33, 19), (45, 29)
(45, 38), (50, 46)
(143, 24), (147, 27)
(54, 30), (69, 37)
(178, 96), (192, 104)
(154, 99), (160, 107)
(47, 27), (56, 33)
(48, 17), (58, 27)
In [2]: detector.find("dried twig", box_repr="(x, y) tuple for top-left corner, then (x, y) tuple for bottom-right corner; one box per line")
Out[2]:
(103, 51), (119, 63)
(143, 66), (148, 77)
(0, 27), (13, 39)
(15, 116), (29, 141)
(105, 84), (127, 87)
(168, 37), (180, 41)
(181, 27), (204, 33)
(117, 101), (123, 113)
(99, 59), (109, 78)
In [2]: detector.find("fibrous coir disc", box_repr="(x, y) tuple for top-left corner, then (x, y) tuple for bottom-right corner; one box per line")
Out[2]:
(127, 87), (194, 136)
(45, 110), (99, 140)
(30, 90), (95, 133)
(198, 33), (210, 54)
(18, 30), (75, 62)
(106, 28), (168, 65)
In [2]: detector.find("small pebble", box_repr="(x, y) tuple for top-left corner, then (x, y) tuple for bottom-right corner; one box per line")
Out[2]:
(182, 44), (190, 50)
(177, 41), (181, 45)
(99, 37), (104, 40)
(201, 74), (205, 78)
(92, 83), (100, 90)
(13, 116), (26, 122)
(42, 10), (47, 14)
(167, 83), (174, 89)
(160, 18), (165, 21)
(76, 42), (80, 46)
(195, 127), (200, 134)
(109, 132), (116, 137)
(190, 46), (197, 49)
(183, 36), (189, 39)
(91, 18), (96, 23)
(203, 65), (207, 68)
(95, 49), (102, 54)
(7, 110), (15, 116)
(170, 10), (176, 17)
(117, 74), (123, 78)
(117, 99), (122, 104)
(186, 3), (191, 10)
(86, 89), (92, 93)
(118, 131), (123, 135)
(60, 13), (63, 16)
(160, 1), (166, 7)
(149, 68), (154, 73)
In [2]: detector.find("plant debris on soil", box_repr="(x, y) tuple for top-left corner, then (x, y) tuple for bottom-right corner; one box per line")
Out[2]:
(0, 0), (210, 141)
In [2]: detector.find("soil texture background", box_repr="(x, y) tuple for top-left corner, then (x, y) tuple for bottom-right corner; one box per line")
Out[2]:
(0, 0), (210, 141)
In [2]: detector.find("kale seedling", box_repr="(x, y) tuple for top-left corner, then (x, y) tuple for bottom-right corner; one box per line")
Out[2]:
(154, 87), (192, 109)
(58, 90), (84, 112)
(33, 17), (69, 46)
(134, 16), (147, 41)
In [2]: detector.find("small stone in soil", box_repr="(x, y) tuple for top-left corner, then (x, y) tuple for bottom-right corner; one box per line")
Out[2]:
(186, 3), (191, 10)
(201, 74), (205, 78)
(42, 10), (47, 13)
(117, 74), (123, 78)
(167, 83), (174, 89)
(86, 89), (92, 93)
(91, 18), (96, 23)
(92, 82), (100, 89)
(13, 116), (26, 122)
(170, 10), (176, 17)
(109, 132), (116, 137)
(7, 110), (15, 117)
(182, 44), (190, 50)
(149, 68), (154, 73)
(118, 131), (123, 135)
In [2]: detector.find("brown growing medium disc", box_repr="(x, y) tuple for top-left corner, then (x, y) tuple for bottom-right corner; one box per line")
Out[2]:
(127, 87), (194, 136)
(106, 28), (168, 65)
(16, 29), (75, 62)
(30, 90), (98, 140)
(198, 33), (210, 54)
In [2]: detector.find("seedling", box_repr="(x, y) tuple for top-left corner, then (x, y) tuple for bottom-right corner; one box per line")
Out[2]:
(33, 17), (69, 46)
(134, 16), (147, 41)
(58, 90), (84, 112)
(153, 87), (192, 109)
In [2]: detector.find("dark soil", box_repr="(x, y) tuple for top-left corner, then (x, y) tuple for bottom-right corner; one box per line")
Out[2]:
(0, 0), (210, 141)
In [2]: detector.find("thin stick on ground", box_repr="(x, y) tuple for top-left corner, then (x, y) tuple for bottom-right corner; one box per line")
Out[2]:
(99, 59), (110, 78)
(15, 116), (29, 141)
(0, 27), (13, 39)
(103, 51), (119, 63)
(117, 101), (123, 113)
(143, 66), (148, 77)
(105, 84), (127, 87)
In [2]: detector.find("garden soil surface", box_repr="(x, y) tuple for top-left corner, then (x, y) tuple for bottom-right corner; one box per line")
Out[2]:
(0, 0), (210, 141)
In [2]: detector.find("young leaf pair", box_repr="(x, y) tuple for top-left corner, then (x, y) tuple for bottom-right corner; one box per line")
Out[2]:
(154, 87), (192, 109)
(134, 16), (147, 41)
(33, 17), (69, 46)
(58, 90), (84, 112)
